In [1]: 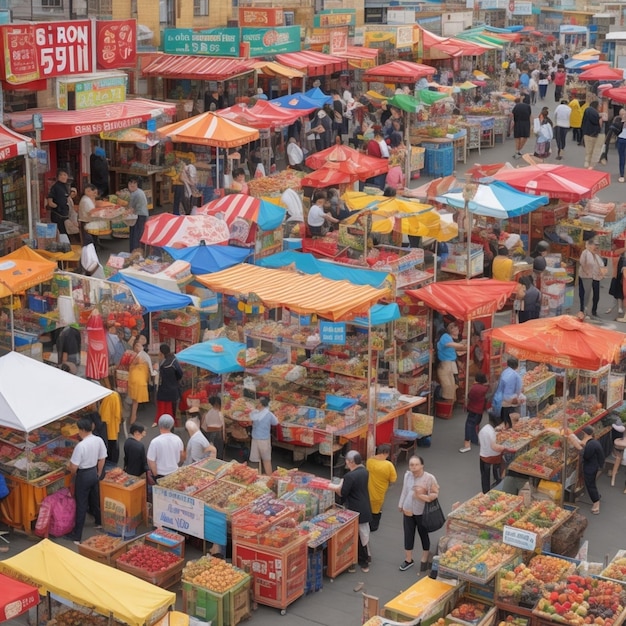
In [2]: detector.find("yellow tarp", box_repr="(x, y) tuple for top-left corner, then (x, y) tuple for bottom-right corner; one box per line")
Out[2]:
(384, 577), (456, 618)
(197, 264), (389, 321)
(0, 539), (176, 626)
(253, 61), (304, 79)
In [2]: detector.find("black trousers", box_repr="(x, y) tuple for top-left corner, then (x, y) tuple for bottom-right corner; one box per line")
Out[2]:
(583, 469), (601, 504)
(403, 513), (430, 553)
(71, 467), (101, 541)
(480, 458), (501, 494)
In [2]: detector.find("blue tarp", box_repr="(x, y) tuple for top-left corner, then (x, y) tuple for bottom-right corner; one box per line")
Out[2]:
(254, 199), (287, 232)
(304, 87), (332, 106)
(164, 245), (250, 275)
(176, 337), (245, 374)
(353, 303), (401, 327)
(270, 92), (321, 111)
(107, 273), (193, 313)
(256, 250), (389, 289)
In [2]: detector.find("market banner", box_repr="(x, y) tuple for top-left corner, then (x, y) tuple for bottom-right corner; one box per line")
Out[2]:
(313, 9), (356, 28)
(242, 26), (301, 57)
(57, 74), (127, 111)
(162, 28), (240, 57)
(395, 26), (416, 49)
(1, 24), (40, 85)
(153, 487), (205, 539)
(329, 28), (348, 56)
(96, 19), (137, 69)
(239, 7), (284, 27)
(319, 321), (346, 345)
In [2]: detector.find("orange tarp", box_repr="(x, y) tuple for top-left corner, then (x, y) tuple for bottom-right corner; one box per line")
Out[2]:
(489, 315), (625, 371)
(196, 264), (389, 321)
(0, 253), (56, 298)
(158, 111), (259, 149)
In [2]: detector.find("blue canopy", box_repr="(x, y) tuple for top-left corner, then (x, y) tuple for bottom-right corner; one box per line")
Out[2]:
(176, 337), (245, 374)
(353, 303), (401, 327)
(107, 273), (194, 313)
(270, 92), (321, 111)
(565, 58), (600, 71)
(257, 250), (389, 289)
(304, 87), (332, 106)
(164, 245), (250, 275)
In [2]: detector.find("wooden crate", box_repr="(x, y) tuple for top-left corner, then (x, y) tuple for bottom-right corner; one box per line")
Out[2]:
(116, 557), (184, 589)
(78, 536), (126, 566)
(327, 515), (358, 579)
(182, 575), (251, 626)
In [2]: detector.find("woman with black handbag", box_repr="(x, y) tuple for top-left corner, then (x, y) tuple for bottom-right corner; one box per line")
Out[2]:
(398, 456), (440, 573)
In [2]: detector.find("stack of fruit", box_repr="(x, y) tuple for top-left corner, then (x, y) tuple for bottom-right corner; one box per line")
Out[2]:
(156, 466), (214, 494)
(183, 555), (248, 594)
(512, 501), (572, 536)
(447, 597), (490, 623)
(440, 539), (490, 574)
(449, 490), (524, 528)
(116, 543), (182, 578)
(601, 552), (626, 582)
(102, 467), (143, 487)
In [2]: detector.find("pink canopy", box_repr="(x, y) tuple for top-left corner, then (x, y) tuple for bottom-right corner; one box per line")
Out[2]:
(141, 214), (230, 248)
(217, 100), (303, 129)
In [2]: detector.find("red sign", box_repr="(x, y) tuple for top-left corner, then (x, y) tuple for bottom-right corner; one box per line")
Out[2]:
(238, 8), (284, 27)
(329, 28), (348, 55)
(96, 20), (137, 69)
(2, 24), (40, 85)
(34, 20), (93, 78)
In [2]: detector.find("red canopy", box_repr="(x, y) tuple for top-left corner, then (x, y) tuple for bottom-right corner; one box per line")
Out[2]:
(579, 65), (624, 81)
(490, 315), (625, 370)
(335, 46), (379, 70)
(305, 145), (389, 178)
(406, 279), (517, 321)
(491, 164), (610, 202)
(275, 51), (347, 76)
(363, 61), (436, 84)
(142, 55), (255, 81)
(0, 124), (34, 161)
(217, 101), (303, 129)
(603, 86), (626, 103)
(0, 572), (39, 622)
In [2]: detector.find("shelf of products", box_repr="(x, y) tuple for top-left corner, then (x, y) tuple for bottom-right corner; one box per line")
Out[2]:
(0, 160), (27, 225)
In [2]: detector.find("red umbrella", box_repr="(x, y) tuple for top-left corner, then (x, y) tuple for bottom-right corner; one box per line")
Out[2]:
(217, 101), (303, 129)
(300, 168), (358, 187)
(0, 572), (39, 622)
(466, 162), (512, 181)
(491, 164), (610, 202)
(603, 86), (626, 103)
(305, 144), (389, 178)
(86, 309), (108, 381)
(490, 315), (624, 370)
(579, 65), (624, 81)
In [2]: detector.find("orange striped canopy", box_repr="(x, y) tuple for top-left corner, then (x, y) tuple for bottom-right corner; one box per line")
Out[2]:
(196, 264), (389, 321)
(158, 112), (259, 149)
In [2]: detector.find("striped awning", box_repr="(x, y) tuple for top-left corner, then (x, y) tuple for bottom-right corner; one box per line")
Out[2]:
(335, 46), (379, 70)
(252, 61), (304, 79)
(0, 123), (34, 160)
(275, 51), (347, 76)
(196, 264), (389, 321)
(142, 55), (255, 81)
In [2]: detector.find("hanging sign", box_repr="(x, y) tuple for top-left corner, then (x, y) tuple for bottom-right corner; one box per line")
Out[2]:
(96, 19), (137, 69)
(320, 321), (346, 345)
(242, 26), (301, 57)
(239, 8), (284, 27)
(329, 28), (348, 55)
(1, 24), (40, 84)
(162, 28), (240, 57)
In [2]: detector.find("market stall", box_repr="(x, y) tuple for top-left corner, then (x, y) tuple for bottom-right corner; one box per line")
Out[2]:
(0, 572), (39, 623)
(0, 539), (175, 625)
(0, 352), (112, 532)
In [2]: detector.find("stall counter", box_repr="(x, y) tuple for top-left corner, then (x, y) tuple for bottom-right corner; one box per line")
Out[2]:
(383, 576), (457, 622)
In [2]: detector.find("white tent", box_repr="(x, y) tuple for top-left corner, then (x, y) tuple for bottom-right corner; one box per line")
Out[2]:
(0, 352), (112, 432)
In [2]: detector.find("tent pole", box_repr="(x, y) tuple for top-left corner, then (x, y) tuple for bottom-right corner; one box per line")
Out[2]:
(433, 240), (438, 283)
(10, 295), (14, 351)
(367, 310), (376, 459)
(561, 368), (569, 506)
(465, 319), (471, 408)
(215, 147), (220, 190)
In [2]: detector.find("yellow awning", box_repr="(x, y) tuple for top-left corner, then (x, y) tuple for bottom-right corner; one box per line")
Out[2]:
(0, 539), (176, 626)
(253, 61), (304, 80)
(196, 264), (389, 321)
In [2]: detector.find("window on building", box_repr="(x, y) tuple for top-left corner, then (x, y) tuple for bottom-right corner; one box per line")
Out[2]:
(194, 0), (208, 16)
(41, 0), (63, 7)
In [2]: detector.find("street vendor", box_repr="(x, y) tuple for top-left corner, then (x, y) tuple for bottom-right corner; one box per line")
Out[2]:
(436, 321), (466, 401)
(202, 395), (226, 460)
(307, 189), (339, 237)
(78, 184), (98, 245)
(249, 397), (278, 475)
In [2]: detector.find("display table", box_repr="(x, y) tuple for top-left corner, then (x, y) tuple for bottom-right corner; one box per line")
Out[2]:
(383, 577), (457, 622)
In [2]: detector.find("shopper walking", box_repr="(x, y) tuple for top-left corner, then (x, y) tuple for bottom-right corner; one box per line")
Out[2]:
(581, 101), (602, 169)
(249, 397), (278, 475)
(553, 67), (566, 102)
(398, 456), (439, 572)
(128, 339), (155, 427)
(331, 450), (372, 572)
(478, 414), (508, 494)
(493, 356), (523, 429)
(128, 176), (149, 252)
(512, 96), (532, 158)
(610, 251), (626, 317)
(578, 238), (604, 319)
(599, 108), (624, 165)
(569, 426), (605, 514)
(147, 414), (185, 479)
(366, 444), (397, 531)
(154, 344), (183, 428)
(553, 99), (571, 160)
(569, 98), (585, 145)
(65, 417), (107, 544)
(47, 169), (71, 236)
(460, 373), (489, 453)
(616, 122), (626, 183)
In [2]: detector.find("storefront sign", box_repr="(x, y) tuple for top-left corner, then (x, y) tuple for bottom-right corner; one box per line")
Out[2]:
(480, 0), (508, 8)
(329, 28), (348, 55)
(364, 30), (396, 47)
(96, 19), (137, 69)
(35, 20), (93, 78)
(242, 26), (300, 57)
(162, 28), (240, 57)
(320, 321), (346, 345)
(503, 525), (537, 551)
(239, 8), (284, 27)
(313, 10), (356, 28)
(57, 74), (127, 111)
(396, 26), (415, 49)
(387, 9), (417, 25)
(512, 1), (533, 14)
(1, 24), (39, 84)
(153, 487), (205, 539)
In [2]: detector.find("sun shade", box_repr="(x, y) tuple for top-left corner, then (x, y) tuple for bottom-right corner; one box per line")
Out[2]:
(176, 337), (245, 374)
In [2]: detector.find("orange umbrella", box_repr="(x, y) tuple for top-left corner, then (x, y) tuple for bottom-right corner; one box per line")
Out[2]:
(490, 315), (624, 370)
(305, 144), (388, 178)
(157, 111), (259, 149)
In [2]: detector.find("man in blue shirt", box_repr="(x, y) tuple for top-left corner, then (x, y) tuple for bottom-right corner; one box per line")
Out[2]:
(436, 322), (466, 401)
(495, 357), (523, 428)
(249, 397), (278, 475)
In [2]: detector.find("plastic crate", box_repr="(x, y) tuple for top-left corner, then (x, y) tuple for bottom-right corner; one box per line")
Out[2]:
(305, 549), (324, 594)
(182, 574), (251, 626)
(78, 535), (126, 565)
(424, 145), (454, 177)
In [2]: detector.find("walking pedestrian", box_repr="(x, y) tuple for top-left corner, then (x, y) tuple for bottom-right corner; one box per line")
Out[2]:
(331, 450), (372, 572)
(65, 417), (107, 544)
(579, 238), (605, 319)
(599, 108), (624, 165)
(478, 413), (508, 494)
(249, 397), (278, 475)
(610, 251), (626, 317)
(512, 96), (532, 158)
(581, 101), (602, 169)
(460, 373), (490, 453)
(553, 99), (571, 160)
(398, 456), (440, 572)
(569, 97), (585, 145)
(128, 176), (149, 252)
(616, 121), (626, 183)
(493, 357), (522, 429)
(553, 67), (566, 102)
(569, 426), (605, 514)
(366, 444), (397, 532)
(154, 343), (183, 428)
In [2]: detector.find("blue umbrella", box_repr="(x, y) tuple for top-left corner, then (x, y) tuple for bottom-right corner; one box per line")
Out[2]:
(304, 87), (332, 106)
(107, 273), (193, 312)
(176, 337), (245, 374)
(270, 92), (321, 112)
(164, 244), (250, 275)
(436, 181), (549, 218)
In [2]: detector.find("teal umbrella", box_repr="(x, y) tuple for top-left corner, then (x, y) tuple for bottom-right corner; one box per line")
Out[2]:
(387, 90), (449, 112)
(176, 337), (245, 374)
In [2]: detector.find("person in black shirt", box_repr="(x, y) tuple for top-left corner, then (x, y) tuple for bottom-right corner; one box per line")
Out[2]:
(569, 426), (605, 514)
(90, 147), (110, 198)
(154, 343), (183, 428)
(47, 169), (70, 235)
(56, 324), (81, 367)
(331, 450), (372, 572)
(124, 423), (148, 476)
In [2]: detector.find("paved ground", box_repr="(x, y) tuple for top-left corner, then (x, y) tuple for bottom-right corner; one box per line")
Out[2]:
(6, 82), (626, 625)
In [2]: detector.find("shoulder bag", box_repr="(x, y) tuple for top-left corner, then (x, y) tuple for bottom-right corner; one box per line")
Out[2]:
(422, 497), (446, 533)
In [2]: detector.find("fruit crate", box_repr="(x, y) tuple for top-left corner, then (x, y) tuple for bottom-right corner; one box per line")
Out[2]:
(78, 534), (127, 566)
(182, 575), (252, 626)
(114, 541), (185, 588)
(145, 528), (186, 558)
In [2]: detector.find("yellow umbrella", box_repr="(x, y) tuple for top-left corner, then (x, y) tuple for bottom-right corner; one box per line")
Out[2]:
(573, 48), (602, 60)
(473, 70), (490, 80)
(457, 81), (478, 90)
(365, 90), (388, 101)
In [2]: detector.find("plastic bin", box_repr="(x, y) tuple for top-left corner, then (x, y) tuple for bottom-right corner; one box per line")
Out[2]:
(424, 145), (454, 177)
(435, 399), (454, 419)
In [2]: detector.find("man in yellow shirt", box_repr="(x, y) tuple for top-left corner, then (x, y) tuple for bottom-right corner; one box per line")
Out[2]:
(492, 246), (514, 282)
(366, 444), (397, 532)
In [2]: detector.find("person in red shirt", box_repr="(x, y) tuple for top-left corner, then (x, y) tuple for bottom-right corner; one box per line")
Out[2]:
(460, 372), (490, 453)
(553, 67), (566, 103)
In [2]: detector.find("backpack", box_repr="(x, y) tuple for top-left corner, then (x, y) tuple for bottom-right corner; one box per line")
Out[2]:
(35, 488), (76, 538)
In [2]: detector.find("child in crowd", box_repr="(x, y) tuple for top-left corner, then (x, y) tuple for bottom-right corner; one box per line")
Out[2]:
(460, 372), (490, 453)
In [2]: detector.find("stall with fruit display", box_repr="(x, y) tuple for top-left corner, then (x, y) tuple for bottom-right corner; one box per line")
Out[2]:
(247, 169), (305, 200)
(100, 468), (147, 539)
(0, 355), (111, 533)
(0, 538), (176, 626)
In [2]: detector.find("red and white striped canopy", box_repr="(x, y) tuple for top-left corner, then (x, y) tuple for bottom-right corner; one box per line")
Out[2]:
(141, 213), (230, 248)
(275, 51), (347, 76)
(0, 123), (34, 160)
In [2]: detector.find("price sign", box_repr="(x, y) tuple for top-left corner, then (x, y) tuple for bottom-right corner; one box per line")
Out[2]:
(503, 524), (537, 551)
(320, 321), (346, 345)
(153, 487), (205, 539)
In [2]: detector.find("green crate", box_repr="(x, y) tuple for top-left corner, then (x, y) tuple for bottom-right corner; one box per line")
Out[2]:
(182, 574), (251, 626)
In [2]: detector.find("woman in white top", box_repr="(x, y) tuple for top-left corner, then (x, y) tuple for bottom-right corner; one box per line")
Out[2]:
(398, 456), (439, 573)
(578, 238), (605, 318)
